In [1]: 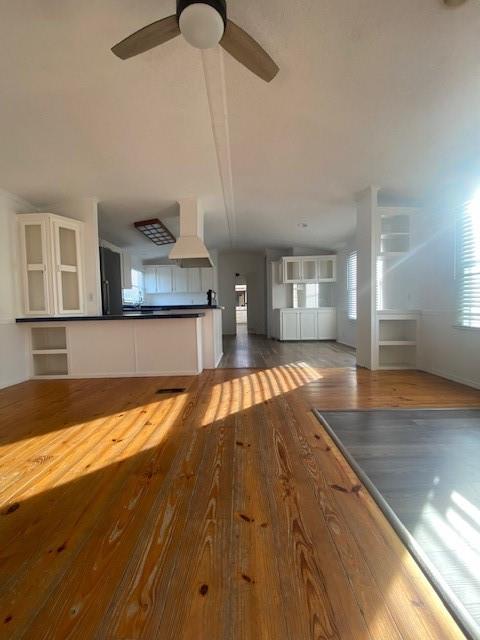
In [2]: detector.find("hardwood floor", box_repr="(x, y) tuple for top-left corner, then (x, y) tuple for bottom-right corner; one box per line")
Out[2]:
(220, 326), (356, 368)
(0, 367), (479, 639)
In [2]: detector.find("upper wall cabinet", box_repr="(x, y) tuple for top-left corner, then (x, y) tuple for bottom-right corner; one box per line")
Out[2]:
(18, 213), (85, 317)
(282, 256), (336, 284)
(143, 266), (214, 294)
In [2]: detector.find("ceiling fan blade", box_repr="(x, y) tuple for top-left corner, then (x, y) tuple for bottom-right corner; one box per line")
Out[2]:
(112, 15), (180, 60)
(443, 0), (468, 5)
(220, 19), (279, 82)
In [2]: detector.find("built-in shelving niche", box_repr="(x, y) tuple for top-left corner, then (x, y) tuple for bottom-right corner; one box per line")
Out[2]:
(31, 327), (68, 377)
(379, 211), (410, 256)
(377, 316), (418, 369)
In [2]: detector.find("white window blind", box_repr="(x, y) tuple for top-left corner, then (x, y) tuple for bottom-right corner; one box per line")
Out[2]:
(347, 251), (357, 320)
(456, 191), (480, 328)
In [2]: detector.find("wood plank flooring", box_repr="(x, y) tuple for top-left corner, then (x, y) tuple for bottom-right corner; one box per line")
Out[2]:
(219, 327), (356, 368)
(0, 367), (479, 639)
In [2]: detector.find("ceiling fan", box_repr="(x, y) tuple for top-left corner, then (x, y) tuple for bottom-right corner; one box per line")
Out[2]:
(443, 0), (469, 6)
(111, 0), (279, 83)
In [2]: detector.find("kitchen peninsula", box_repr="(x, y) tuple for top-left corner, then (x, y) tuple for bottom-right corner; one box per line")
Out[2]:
(16, 307), (223, 378)
(15, 209), (222, 380)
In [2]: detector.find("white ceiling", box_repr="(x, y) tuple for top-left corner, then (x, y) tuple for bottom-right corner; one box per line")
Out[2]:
(1, 0), (480, 258)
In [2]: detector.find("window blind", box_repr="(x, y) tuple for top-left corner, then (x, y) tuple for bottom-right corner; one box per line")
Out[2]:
(347, 251), (357, 320)
(456, 193), (480, 328)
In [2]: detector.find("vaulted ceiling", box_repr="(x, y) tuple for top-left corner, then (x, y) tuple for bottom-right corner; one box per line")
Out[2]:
(1, 0), (480, 257)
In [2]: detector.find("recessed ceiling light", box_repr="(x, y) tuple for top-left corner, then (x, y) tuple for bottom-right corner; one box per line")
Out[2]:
(298, 223), (308, 228)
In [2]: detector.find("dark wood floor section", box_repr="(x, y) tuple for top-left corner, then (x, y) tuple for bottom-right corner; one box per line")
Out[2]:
(318, 409), (480, 637)
(220, 327), (356, 368)
(1, 368), (479, 639)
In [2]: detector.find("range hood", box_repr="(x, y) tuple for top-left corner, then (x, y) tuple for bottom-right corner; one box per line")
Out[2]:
(169, 197), (214, 268)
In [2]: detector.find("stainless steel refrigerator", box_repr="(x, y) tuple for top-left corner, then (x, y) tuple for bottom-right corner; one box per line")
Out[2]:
(99, 246), (123, 315)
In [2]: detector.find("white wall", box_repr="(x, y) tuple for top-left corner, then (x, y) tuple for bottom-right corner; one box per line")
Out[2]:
(0, 189), (35, 389)
(415, 206), (480, 389)
(218, 251), (266, 335)
(48, 197), (101, 315)
(336, 237), (357, 348)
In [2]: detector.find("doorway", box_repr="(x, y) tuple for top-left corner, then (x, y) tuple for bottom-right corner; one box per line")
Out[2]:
(235, 276), (247, 334)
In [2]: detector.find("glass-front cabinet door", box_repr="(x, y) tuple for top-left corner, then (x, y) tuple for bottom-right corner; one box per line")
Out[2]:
(19, 216), (51, 315)
(52, 218), (84, 314)
(317, 256), (337, 282)
(283, 257), (303, 283)
(302, 258), (318, 282)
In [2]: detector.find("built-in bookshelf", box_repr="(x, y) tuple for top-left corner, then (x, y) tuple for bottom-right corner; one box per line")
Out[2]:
(378, 208), (412, 257)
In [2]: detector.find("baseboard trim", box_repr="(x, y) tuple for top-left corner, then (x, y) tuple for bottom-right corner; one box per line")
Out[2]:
(31, 370), (202, 380)
(0, 375), (29, 390)
(419, 366), (480, 390)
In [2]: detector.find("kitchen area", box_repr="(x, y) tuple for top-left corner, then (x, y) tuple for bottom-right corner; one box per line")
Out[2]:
(14, 198), (223, 380)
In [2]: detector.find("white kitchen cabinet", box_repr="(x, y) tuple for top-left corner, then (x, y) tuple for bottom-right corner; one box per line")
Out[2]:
(281, 310), (300, 340)
(18, 216), (51, 315)
(18, 213), (85, 316)
(156, 266), (173, 293)
(283, 257), (303, 283)
(282, 255), (337, 283)
(144, 267), (157, 293)
(317, 256), (336, 282)
(299, 310), (317, 339)
(187, 268), (201, 293)
(51, 218), (84, 314)
(275, 308), (337, 341)
(317, 309), (337, 339)
(302, 258), (318, 282)
(200, 267), (214, 292)
(144, 264), (215, 295)
(172, 266), (188, 292)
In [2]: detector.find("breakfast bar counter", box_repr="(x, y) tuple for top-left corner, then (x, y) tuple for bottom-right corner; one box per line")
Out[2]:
(16, 309), (223, 379)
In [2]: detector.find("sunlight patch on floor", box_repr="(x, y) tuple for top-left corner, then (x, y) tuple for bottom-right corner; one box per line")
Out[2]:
(0, 392), (190, 507)
(200, 363), (323, 427)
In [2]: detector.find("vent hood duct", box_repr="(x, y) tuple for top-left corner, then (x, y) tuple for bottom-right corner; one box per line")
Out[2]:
(169, 198), (213, 268)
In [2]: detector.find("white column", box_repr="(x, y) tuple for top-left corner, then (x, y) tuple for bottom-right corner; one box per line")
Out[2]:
(356, 186), (379, 370)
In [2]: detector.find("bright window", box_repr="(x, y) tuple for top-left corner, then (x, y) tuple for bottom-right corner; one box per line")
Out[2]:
(456, 190), (480, 328)
(347, 251), (357, 320)
(122, 269), (144, 304)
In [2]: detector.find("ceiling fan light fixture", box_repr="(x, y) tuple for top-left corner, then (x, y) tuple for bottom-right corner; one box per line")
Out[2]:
(179, 2), (225, 49)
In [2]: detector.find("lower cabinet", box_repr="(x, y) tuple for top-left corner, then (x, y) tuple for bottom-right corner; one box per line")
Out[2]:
(276, 309), (337, 341)
(281, 310), (300, 340)
(317, 309), (337, 339)
(299, 310), (317, 340)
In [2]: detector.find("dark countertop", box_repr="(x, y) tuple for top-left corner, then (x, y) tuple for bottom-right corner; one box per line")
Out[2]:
(16, 312), (205, 323)
(122, 305), (222, 311)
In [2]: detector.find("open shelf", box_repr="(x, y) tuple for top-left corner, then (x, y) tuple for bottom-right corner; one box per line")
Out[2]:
(31, 327), (68, 377)
(379, 318), (417, 342)
(33, 353), (68, 377)
(31, 326), (67, 351)
(378, 344), (416, 369)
